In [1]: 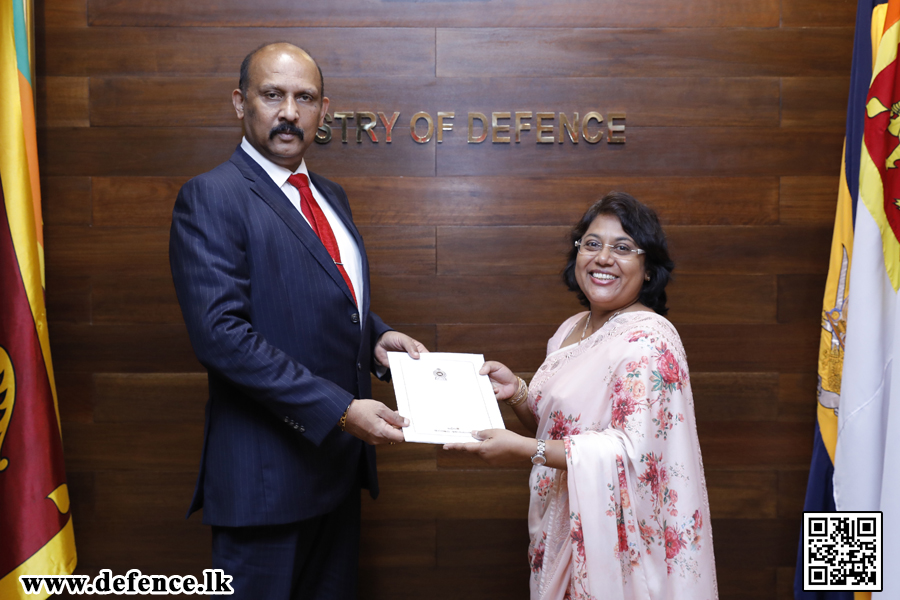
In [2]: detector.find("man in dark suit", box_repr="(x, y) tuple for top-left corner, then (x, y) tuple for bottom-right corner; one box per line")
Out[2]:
(169, 42), (427, 600)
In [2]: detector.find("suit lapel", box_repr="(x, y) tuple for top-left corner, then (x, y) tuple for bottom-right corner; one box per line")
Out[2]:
(230, 148), (358, 308)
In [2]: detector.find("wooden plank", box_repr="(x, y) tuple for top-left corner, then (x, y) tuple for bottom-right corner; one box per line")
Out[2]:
(92, 269), (181, 324)
(36, 77), (89, 127)
(436, 519), (529, 567)
(716, 567), (777, 600)
(691, 372), (780, 421)
(42, 176), (91, 226)
(667, 275), (777, 325)
(40, 0), (88, 28)
(778, 372), (819, 422)
(49, 323), (202, 373)
(705, 470), (778, 519)
(782, 0), (857, 27)
(87, 0), (779, 27)
(359, 566), (530, 600)
(437, 324), (567, 372)
(437, 226), (832, 277)
(371, 274), (776, 326)
(372, 443), (437, 472)
(44, 27), (436, 77)
(45, 273), (91, 323)
(680, 323), (820, 372)
(91, 175), (780, 228)
(63, 422), (204, 470)
(361, 471), (530, 520)
(780, 176), (840, 225)
(39, 127), (435, 177)
(777, 274), (827, 323)
(666, 226), (832, 275)
(698, 421), (813, 468)
(66, 519), (208, 572)
(360, 520), (436, 568)
(357, 226), (436, 276)
(89, 76), (781, 128)
(781, 77), (849, 129)
(712, 518), (800, 568)
(778, 468), (810, 520)
(88, 471), (198, 519)
(93, 373), (207, 423)
(436, 28), (853, 78)
(56, 373), (94, 424)
(45, 226), (169, 275)
(435, 127), (844, 177)
(92, 177), (187, 227)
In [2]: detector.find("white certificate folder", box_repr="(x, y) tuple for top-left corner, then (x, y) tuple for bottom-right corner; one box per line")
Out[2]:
(387, 352), (506, 444)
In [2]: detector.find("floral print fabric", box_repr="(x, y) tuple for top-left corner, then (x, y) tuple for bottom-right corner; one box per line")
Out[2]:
(526, 312), (718, 600)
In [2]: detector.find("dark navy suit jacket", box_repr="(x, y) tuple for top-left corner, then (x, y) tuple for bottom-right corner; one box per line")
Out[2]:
(169, 146), (391, 527)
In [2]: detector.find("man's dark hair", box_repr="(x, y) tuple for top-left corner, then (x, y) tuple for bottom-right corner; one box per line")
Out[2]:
(238, 43), (325, 98)
(562, 191), (675, 316)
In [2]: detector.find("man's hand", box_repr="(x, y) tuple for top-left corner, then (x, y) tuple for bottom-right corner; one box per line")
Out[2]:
(342, 399), (408, 445)
(374, 330), (429, 367)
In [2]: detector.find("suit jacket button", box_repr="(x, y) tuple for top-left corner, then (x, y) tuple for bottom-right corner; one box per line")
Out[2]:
(284, 416), (290, 423)
(357, 362), (362, 371)
(350, 313), (359, 324)
(293, 424), (300, 430)
(299, 426), (305, 433)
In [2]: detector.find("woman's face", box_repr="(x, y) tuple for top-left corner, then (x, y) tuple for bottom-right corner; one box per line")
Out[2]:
(575, 214), (647, 315)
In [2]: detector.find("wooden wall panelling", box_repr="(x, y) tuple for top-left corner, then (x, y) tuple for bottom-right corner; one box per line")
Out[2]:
(42, 27), (437, 77)
(90, 76), (782, 128)
(50, 323), (200, 372)
(41, 176), (91, 225)
(781, 77), (850, 128)
(436, 226), (832, 276)
(86, 0), (780, 28)
(435, 127), (845, 177)
(679, 323), (820, 372)
(781, 0), (857, 27)
(36, 0), (88, 28)
(435, 28), (854, 78)
(777, 274), (829, 323)
(780, 176), (841, 225)
(691, 372), (780, 421)
(35, 76), (90, 127)
(88, 175), (781, 229)
(40, 127), (437, 177)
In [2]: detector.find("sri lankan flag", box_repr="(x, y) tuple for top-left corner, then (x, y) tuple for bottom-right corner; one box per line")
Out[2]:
(794, 1), (886, 599)
(0, 0), (77, 598)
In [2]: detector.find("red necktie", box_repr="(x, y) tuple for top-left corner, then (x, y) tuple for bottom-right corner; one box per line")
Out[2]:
(287, 173), (357, 306)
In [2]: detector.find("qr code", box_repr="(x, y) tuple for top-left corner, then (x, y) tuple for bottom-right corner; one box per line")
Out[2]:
(803, 512), (882, 591)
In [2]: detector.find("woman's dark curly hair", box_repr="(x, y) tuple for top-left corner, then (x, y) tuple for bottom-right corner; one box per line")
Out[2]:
(562, 191), (674, 316)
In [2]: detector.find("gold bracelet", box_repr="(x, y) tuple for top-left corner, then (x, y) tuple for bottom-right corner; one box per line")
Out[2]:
(339, 405), (350, 431)
(505, 377), (528, 407)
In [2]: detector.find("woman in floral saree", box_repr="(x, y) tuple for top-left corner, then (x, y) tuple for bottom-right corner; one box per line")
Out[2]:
(445, 192), (718, 600)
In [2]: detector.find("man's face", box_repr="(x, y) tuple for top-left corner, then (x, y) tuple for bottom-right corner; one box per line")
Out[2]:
(232, 45), (329, 171)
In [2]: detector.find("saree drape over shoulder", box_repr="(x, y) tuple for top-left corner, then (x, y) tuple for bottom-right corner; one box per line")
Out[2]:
(526, 311), (717, 600)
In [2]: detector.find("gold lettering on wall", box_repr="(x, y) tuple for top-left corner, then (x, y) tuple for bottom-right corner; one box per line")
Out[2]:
(608, 112), (626, 144)
(410, 112), (434, 144)
(312, 110), (626, 146)
(492, 112), (511, 143)
(333, 111), (354, 144)
(582, 111), (604, 144)
(437, 112), (455, 143)
(536, 112), (554, 144)
(468, 112), (488, 143)
(378, 111), (400, 143)
(559, 112), (579, 144)
(514, 111), (532, 143)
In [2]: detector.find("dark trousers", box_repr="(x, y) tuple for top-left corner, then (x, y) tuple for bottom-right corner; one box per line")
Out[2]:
(211, 491), (361, 600)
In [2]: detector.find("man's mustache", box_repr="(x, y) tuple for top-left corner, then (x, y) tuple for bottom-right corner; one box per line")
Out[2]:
(269, 123), (305, 140)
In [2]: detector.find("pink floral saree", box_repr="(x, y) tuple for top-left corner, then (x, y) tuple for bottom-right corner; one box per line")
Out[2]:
(526, 311), (718, 600)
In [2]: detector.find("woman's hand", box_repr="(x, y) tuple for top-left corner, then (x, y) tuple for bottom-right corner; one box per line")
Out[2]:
(480, 361), (518, 402)
(443, 428), (535, 467)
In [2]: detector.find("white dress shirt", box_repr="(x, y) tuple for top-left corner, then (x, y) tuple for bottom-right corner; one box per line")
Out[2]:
(240, 138), (364, 313)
